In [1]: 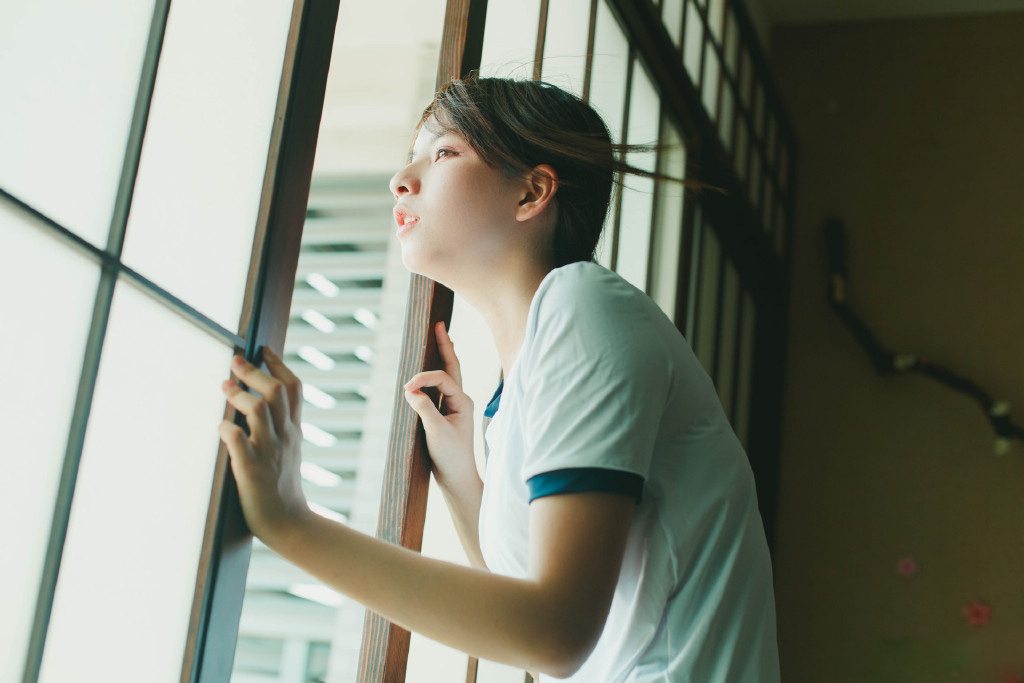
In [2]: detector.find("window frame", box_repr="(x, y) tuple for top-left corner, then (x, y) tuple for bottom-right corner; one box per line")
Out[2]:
(4, 1), (340, 681)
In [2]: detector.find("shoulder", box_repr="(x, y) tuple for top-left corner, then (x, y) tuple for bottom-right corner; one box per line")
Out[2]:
(531, 262), (646, 329)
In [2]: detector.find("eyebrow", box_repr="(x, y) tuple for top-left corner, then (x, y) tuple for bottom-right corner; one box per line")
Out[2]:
(406, 129), (446, 164)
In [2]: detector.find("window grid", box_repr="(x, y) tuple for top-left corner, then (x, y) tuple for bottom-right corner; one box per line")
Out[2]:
(5, 0), (338, 680)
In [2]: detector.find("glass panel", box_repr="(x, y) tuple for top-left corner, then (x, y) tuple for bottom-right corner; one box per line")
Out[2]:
(778, 144), (790, 193)
(719, 82), (735, 153)
(708, 0), (725, 43)
(662, 0), (684, 49)
(588, 0), (631, 268)
(478, 0), (542, 78)
(734, 118), (749, 183)
(701, 40), (720, 119)
(682, 2), (703, 86)
(541, 0), (592, 96)
(38, 282), (232, 683)
(752, 82), (765, 139)
(121, 0), (294, 331)
(684, 204), (703, 340)
(739, 50), (753, 110)
(762, 177), (774, 233)
(0, 200), (99, 683)
(748, 150), (762, 209)
(734, 292), (756, 448)
(775, 202), (788, 257)
(0, 0), (155, 246)
(616, 63), (660, 291)
(716, 263), (740, 417)
(649, 119), (686, 320)
(694, 222), (720, 376)
(724, 8), (740, 75)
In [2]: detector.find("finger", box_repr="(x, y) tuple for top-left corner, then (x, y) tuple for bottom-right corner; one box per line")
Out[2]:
(404, 370), (472, 414)
(435, 322), (463, 386)
(231, 355), (290, 435)
(403, 388), (449, 432)
(222, 379), (277, 445)
(262, 346), (303, 423)
(219, 419), (255, 463)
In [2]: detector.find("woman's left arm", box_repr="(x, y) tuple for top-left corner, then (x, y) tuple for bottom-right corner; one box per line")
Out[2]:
(219, 351), (632, 678)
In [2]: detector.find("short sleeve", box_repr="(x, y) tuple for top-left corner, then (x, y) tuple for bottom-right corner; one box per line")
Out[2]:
(519, 264), (671, 483)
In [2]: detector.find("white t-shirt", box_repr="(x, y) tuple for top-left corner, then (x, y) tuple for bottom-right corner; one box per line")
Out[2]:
(478, 262), (780, 682)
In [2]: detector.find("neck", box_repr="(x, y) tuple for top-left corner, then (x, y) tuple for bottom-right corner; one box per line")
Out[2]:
(449, 255), (555, 377)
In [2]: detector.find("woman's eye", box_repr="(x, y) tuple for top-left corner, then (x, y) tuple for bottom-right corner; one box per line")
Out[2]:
(434, 148), (456, 161)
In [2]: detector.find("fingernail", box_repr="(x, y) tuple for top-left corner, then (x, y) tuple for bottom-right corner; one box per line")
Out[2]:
(232, 355), (245, 367)
(264, 346), (277, 358)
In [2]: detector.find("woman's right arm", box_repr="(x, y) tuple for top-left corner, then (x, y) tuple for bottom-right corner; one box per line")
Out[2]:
(403, 321), (486, 569)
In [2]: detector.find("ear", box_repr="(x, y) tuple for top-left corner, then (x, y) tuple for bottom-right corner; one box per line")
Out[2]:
(515, 164), (558, 222)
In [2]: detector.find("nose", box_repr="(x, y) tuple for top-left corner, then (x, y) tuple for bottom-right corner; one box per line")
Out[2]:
(388, 166), (420, 199)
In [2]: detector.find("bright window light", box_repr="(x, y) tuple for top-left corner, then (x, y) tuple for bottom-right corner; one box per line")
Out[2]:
(301, 422), (337, 448)
(297, 345), (335, 370)
(354, 345), (374, 363)
(287, 583), (344, 608)
(300, 461), (344, 487)
(303, 383), (337, 409)
(353, 307), (377, 330)
(301, 308), (336, 333)
(305, 272), (340, 297)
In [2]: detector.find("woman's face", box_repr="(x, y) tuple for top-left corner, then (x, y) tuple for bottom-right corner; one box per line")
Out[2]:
(388, 118), (527, 286)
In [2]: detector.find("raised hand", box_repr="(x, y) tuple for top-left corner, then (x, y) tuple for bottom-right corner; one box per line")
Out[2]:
(403, 321), (478, 491)
(218, 347), (312, 547)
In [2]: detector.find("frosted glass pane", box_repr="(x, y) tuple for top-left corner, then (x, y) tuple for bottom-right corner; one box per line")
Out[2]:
(650, 120), (686, 320)
(121, 0), (294, 331)
(716, 264), (740, 417)
(694, 224), (720, 376)
(589, 0), (630, 140)
(478, 0), (541, 78)
(589, 0), (630, 269)
(724, 10), (740, 74)
(683, 3), (703, 86)
(38, 283), (231, 683)
(719, 84), (735, 152)
(734, 293), (756, 448)
(748, 151), (762, 208)
(615, 63), (659, 291)
(662, 0), (684, 49)
(735, 121), (749, 183)
(708, 0), (725, 43)
(701, 42), (720, 118)
(0, 1), (155, 245)
(540, 0), (591, 96)
(0, 200), (99, 683)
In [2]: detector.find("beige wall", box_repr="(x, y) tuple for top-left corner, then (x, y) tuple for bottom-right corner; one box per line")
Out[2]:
(770, 13), (1024, 682)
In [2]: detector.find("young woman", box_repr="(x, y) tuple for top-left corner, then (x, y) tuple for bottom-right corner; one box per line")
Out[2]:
(219, 77), (780, 681)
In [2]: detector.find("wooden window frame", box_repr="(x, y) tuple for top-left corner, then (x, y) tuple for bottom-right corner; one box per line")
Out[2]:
(6, 1), (339, 681)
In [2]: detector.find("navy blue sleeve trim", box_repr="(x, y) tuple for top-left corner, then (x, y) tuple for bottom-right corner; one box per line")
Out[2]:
(526, 467), (644, 504)
(484, 378), (503, 418)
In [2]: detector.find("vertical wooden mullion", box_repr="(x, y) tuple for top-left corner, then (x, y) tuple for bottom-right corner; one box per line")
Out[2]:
(356, 1), (487, 681)
(582, 0), (599, 103)
(609, 49), (635, 271)
(186, 1), (341, 680)
(533, 0), (550, 81)
(644, 112), (667, 295)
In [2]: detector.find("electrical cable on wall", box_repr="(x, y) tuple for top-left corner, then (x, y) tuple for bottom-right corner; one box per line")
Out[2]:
(823, 219), (1023, 455)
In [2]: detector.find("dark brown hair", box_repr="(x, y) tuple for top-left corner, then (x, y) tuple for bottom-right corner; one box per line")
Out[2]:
(421, 76), (699, 267)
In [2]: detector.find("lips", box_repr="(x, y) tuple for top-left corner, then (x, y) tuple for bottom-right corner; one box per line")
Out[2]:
(393, 206), (420, 236)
